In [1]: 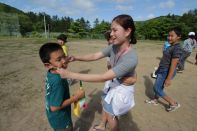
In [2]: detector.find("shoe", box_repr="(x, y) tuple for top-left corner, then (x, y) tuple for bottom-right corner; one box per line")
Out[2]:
(166, 103), (180, 112)
(177, 69), (183, 73)
(145, 99), (158, 106)
(151, 73), (157, 79)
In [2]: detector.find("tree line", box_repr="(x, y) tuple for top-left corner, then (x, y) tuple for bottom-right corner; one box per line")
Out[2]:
(136, 10), (197, 40)
(0, 3), (196, 40)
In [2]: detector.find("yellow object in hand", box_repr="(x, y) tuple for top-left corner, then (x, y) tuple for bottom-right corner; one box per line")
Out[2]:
(73, 101), (81, 117)
(73, 80), (87, 117)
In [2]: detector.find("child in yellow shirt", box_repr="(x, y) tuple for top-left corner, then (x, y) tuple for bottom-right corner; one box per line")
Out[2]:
(57, 34), (68, 56)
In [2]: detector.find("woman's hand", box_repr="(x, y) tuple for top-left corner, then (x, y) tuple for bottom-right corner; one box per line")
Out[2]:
(56, 68), (70, 78)
(67, 55), (76, 62)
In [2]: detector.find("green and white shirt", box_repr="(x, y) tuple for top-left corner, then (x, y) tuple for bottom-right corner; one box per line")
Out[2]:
(45, 71), (72, 129)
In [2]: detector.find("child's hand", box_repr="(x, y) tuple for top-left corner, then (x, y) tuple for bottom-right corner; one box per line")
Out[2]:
(164, 79), (171, 87)
(75, 89), (85, 100)
(121, 73), (137, 85)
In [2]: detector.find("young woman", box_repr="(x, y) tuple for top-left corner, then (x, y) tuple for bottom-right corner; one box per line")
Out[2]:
(56, 14), (138, 131)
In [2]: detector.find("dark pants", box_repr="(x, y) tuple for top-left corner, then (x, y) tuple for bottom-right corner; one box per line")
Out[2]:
(177, 50), (191, 70)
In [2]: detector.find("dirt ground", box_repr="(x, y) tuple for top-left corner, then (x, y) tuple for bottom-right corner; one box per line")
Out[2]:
(0, 39), (196, 131)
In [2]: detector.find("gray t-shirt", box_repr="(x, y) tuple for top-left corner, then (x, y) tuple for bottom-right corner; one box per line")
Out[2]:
(102, 44), (138, 78)
(159, 43), (182, 69)
(183, 38), (197, 53)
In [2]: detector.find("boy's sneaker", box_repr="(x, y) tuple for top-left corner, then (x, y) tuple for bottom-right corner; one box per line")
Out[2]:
(176, 69), (183, 73)
(177, 70), (183, 73)
(151, 72), (157, 79)
(166, 103), (181, 112)
(145, 99), (159, 106)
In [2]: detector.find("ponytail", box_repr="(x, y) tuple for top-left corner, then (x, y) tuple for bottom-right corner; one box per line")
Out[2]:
(130, 33), (137, 44)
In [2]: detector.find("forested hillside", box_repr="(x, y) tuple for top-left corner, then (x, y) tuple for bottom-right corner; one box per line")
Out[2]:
(0, 2), (196, 40)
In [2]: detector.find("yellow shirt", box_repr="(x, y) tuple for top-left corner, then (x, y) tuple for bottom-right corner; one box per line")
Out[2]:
(61, 45), (68, 56)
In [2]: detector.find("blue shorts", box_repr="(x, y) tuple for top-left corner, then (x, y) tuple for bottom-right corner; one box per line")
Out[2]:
(153, 68), (176, 97)
(101, 94), (115, 116)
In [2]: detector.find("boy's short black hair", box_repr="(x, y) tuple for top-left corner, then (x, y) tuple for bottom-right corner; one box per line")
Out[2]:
(169, 27), (182, 37)
(39, 42), (62, 63)
(57, 34), (67, 43)
(104, 30), (111, 41)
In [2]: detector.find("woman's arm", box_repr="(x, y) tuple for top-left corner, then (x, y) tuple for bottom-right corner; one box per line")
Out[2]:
(57, 68), (137, 85)
(74, 51), (105, 61)
(56, 68), (116, 82)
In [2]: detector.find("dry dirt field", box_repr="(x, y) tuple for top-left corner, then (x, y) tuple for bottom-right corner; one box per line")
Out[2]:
(0, 39), (197, 131)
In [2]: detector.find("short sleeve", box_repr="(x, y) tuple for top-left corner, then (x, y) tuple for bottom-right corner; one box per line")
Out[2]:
(102, 45), (112, 57)
(172, 45), (182, 59)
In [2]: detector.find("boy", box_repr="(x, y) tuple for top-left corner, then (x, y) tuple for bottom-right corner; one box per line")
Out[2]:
(39, 43), (85, 131)
(57, 34), (69, 56)
(145, 27), (182, 112)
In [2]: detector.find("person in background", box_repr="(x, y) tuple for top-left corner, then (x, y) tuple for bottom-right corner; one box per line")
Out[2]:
(104, 30), (113, 69)
(57, 34), (74, 85)
(163, 40), (171, 51)
(145, 27), (182, 112)
(57, 34), (69, 56)
(177, 32), (196, 72)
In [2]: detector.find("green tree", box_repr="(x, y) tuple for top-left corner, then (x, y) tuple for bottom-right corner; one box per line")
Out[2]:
(18, 14), (33, 35)
(180, 9), (197, 38)
(93, 18), (99, 28)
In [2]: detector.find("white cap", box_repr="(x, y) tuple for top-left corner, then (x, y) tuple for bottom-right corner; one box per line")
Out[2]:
(188, 32), (195, 36)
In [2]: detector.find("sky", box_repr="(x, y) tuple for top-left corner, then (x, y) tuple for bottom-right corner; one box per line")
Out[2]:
(1, 0), (197, 24)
